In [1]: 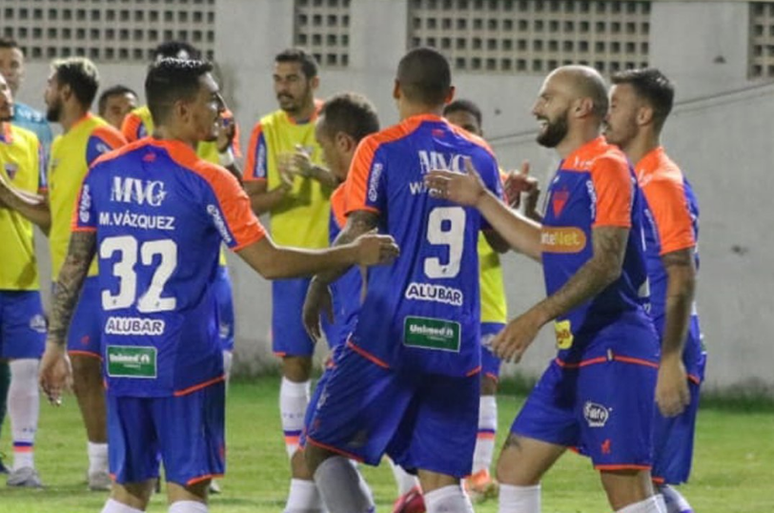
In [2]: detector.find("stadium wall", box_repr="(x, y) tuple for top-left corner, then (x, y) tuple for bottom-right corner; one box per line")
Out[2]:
(14, 0), (773, 392)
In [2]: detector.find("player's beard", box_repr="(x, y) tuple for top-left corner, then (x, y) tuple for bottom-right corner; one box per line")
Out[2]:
(603, 117), (638, 149)
(536, 110), (569, 148)
(46, 98), (62, 123)
(0, 102), (12, 122)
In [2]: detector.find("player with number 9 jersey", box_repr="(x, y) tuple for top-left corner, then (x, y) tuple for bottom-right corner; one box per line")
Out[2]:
(72, 138), (266, 398)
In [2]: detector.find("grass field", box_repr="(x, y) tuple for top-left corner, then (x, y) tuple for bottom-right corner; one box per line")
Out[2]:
(0, 377), (772, 513)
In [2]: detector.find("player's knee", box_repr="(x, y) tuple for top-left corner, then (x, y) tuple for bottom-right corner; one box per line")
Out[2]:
(111, 480), (155, 510)
(282, 356), (312, 382)
(303, 443), (333, 475)
(599, 468), (654, 511)
(495, 437), (539, 486)
(291, 447), (314, 479)
(480, 375), (498, 395)
(71, 355), (104, 392)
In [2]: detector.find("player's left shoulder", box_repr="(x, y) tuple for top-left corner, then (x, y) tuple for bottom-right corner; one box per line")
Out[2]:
(8, 123), (38, 148)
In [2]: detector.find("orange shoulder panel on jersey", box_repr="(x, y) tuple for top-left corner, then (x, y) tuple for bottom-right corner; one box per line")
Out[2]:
(640, 168), (696, 255)
(344, 120), (420, 216)
(590, 153), (632, 228)
(222, 109), (243, 158)
(92, 124), (128, 151)
(330, 185), (348, 229)
(243, 121), (265, 182)
(447, 123), (496, 159)
(120, 111), (145, 143)
(190, 160), (267, 251)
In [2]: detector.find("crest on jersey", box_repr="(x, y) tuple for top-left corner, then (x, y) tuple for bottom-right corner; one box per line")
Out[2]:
(551, 188), (569, 217)
(4, 162), (18, 181)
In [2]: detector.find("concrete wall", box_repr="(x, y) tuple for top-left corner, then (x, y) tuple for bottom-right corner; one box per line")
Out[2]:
(15, 1), (774, 390)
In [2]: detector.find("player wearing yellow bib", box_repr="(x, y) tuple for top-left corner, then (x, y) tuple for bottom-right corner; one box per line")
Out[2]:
(46, 58), (126, 490)
(243, 48), (340, 464)
(441, 99), (509, 505)
(0, 74), (47, 488)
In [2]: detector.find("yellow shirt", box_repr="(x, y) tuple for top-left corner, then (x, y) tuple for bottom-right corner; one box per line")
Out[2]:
(478, 233), (508, 325)
(244, 108), (330, 248)
(48, 114), (126, 280)
(0, 123), (44, 290)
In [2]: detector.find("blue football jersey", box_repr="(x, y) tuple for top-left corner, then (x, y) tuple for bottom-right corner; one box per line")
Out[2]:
(73, 138), (265, 397)
(541, 137), (657, 365)
(344, 114), (502, 377)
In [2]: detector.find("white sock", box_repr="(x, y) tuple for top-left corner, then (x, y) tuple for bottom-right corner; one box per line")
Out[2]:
(101, 498), (145, 513)
(424, 484), (473, 513)
(313, 456), (374, 513)
(280, 378), (310, 458)
(285, 478), (324, 513)
(473, 395), (497, 474)
(388, 458), (420, 496)
(222, 350), (233, 388)
(658, 484), (693, 513)
(168, 500), (208, 513)
(499, 483), (541, 513)
(88, 441), (109, 474)
(616, 496), (666, 513)
(9, 359), (40, 471)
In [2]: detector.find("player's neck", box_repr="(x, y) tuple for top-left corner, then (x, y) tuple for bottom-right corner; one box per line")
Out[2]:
(399, 103), (444, 121)
(153, 125), (197, 149)
(624, 132), (661, 168)
(59, 105), (89, 133)
(288, 101), (316, 124)
(555, 124), (601, 159)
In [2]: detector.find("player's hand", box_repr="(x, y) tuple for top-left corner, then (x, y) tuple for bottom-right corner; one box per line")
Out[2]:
(303, 279), (334, 342)
(504, 160), (540, 210)
(655, 355), (690, 417)
(425, 157), (487, 206)
(39, 340), (72, 406)
(276, 154), (295, 194)
(287, 144), (314, 178)
(491, 310), (544, 363)
(216, 113), (236, 153)
(353, 230), (400, 266)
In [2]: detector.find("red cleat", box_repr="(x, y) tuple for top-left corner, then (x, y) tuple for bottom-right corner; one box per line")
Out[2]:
(392, 485), (426, 513)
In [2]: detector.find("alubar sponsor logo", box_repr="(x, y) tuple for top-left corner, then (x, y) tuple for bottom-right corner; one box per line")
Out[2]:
(405, 282), (463, 306)
(105, 316), (165, 336)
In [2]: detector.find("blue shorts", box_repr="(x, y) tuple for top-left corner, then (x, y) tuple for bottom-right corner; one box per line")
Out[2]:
(107, 381), (226, 486)
(272, 278), (334, 357)
(480, 323), (504, 382)
(65, 276), (102, 358)
(512, 356), (657, 470)
(652, 354), (706, 485)
(214, 266), (235, 352)
(0, 291), (46, 359)
(305, 345), (480, 478)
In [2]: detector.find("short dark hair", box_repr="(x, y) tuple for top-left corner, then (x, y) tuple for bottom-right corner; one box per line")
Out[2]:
(152, 41), (202, 61)
(145, 58), (213, 125)
(319, 93), (380, 144)
(396, 47), (452, 106)
(51, 58), (100, 108)
(0, 37), (20, 51)
(275, 48), (319, 79)
(443, 99), (483, 128)
(611, 68), (674, 130)
(97, 85), (138, 116)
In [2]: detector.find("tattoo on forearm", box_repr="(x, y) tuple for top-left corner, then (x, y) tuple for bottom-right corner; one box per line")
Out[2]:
(536, 227), (627, 322)
(314, 210), (379, 285)
(48, 231), (96, 345)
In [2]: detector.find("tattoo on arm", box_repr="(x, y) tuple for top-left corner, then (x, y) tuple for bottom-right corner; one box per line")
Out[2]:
(48, 231), (97, 345)
(314, 210), (379, 285)
(662, 248), (694, 269)
(532, 226), (628, 323)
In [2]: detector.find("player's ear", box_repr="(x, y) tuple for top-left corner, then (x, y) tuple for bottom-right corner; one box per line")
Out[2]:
(637, 105), (654, 127)
(392, 79), (400, 100)
(336, 132), (355, 152)
(444, 85), (456, 105)
(310, 75), (320, 91)
(574, 97), (594, 118)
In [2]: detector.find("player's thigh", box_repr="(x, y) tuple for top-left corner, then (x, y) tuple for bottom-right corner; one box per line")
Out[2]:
(480, 330), (503, 395)
(0, 291), (45, 360)
(271, 278), (314, 357)
(66, 277), (102, 358)
(395, 373), (479, 480)
(305, 346), (413, 466)
(154, 381), (226, 487)
(577, 359), (657, 471)
(107, 394), (161, 485)
(651, 379), (701, 485)
(496, 434), (567, 486)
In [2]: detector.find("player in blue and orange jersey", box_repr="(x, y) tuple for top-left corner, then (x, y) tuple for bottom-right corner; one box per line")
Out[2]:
(443, 98), (510, 505)
(279, 92), (382, 513)
(0, 73), (48, 488)
(605, 68), (704, 513)
(38, 57), (126, 490)
(38, 58), (398, 513)
(427, 66), (664, 513)
(302, 48), (505, 513)
(243, 48), (341, 467)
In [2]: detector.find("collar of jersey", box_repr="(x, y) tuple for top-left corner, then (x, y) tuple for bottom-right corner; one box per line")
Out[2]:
(634, 146), (665, 177)
(562, 135), (607, 169)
